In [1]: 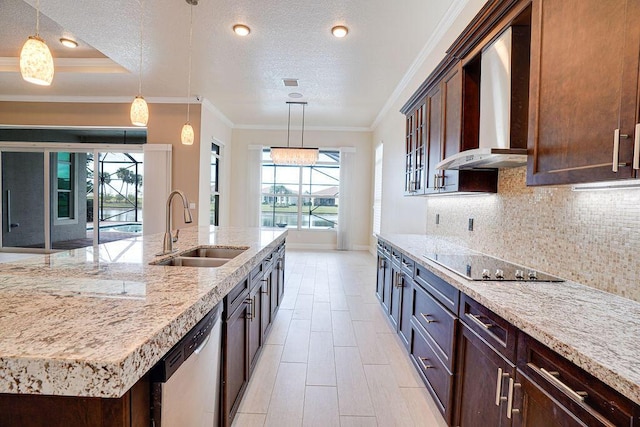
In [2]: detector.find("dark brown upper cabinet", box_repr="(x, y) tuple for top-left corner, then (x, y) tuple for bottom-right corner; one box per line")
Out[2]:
(527, 0), (640, 185)
(401, 0), (535, 196)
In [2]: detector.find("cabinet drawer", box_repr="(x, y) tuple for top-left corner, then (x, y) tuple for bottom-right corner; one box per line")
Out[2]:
(517, 334), (639, 427)
(459, 294), (517, 362)
(400, 253), (414, 275)
(226, 277), (249, 317)
(412, 284), (457, 370)
(390, 247), (402, 267)
(410, 322), (453, 422)
(414, 264), (460, 313)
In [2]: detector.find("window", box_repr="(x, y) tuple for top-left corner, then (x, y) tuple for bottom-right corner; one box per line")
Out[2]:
(56, 152), (75, 220)
(261, 149), (339, 230)
(210, 143), (220, 226)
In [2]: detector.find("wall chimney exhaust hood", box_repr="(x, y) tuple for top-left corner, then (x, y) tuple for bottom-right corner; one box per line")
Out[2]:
(437, 26), (530, 171)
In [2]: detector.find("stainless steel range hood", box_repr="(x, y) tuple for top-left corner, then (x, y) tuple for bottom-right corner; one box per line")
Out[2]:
(437, 27), (528, 171)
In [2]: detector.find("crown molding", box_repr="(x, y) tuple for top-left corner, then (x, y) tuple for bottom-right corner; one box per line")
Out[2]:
(0, 95), (203, 104)
(370, 0), (471, 130)
(200, 98), (234, 129)
(234, 124), (372, 132)
(0, 57), (127, 73)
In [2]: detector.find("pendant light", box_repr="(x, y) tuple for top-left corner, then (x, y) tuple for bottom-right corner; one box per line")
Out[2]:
(20, 0), (54, 86)
(130, 0), (149, 127)
(181, 0), (197, 145)
(270, 102), (319, 165)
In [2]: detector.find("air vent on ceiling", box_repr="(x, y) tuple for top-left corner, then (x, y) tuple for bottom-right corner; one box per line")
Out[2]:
(283, 79), (299, 87)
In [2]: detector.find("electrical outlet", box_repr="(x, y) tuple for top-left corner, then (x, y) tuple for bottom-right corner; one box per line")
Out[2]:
(189, 202), (196, 209)
(468, 218), (474, 231)
(435, 213), (440, 225)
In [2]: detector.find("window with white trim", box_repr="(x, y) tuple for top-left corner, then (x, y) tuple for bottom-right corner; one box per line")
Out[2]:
(261, 149), (340, 230)
(56, 152), (75, 220)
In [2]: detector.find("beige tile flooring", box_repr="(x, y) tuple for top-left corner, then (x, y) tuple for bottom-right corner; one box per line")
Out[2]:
(232, 249), (448, 427)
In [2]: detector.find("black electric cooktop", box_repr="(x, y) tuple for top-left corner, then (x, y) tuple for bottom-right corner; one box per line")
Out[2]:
(424, 253), (564, 282)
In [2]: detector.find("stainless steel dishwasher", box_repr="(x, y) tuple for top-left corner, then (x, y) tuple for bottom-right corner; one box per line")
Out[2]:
(151, 302), (222, 427)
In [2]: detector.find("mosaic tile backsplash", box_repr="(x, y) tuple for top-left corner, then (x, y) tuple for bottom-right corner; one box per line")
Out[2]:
(426, 167), (640, 302)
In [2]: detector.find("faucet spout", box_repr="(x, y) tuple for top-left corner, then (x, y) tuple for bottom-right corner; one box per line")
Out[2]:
(158, 190), (192, 255)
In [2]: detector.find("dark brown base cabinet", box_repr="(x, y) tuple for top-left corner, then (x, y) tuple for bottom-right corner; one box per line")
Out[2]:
(0, 377), (150, 427)
(375, 238), (640, 427)
(221, 244), (286, 427)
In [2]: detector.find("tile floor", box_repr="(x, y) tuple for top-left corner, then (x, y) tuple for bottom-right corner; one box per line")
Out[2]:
(232, 249), (448, 427)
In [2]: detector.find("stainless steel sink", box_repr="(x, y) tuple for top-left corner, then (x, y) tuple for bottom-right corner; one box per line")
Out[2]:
(151, 245), (249, 268)
(160, 257), (230, 267)
(178, 247), (247, 259)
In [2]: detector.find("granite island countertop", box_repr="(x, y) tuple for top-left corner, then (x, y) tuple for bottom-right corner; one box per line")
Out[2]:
(377, 233), (640, 406)
(0, 226), (286, 398)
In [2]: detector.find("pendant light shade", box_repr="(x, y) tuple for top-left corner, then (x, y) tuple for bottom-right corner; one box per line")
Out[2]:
(20, 36), (54, 86)
(131, 0), (148, 127)
(20, 0), (54, 86)
(270, 101), (319, 165)
(181, 122), (194, 145)
(270, 148), (318, 165)
(130, 95), (149, 127)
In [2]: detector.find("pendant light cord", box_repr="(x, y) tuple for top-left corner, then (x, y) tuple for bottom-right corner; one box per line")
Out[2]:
(287, 102), (291, 148)
(138, 0), (144, 95)
(35, 0), (41, 36)
(186, 3), (194, 122)
(301, 103), (305, 148)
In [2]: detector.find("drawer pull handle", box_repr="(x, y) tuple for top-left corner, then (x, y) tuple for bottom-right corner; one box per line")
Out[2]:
(506, 377), (521, 419)
(418, 357), (433, 371)
(495, 367), (510, 406)
(466, 312), (493, 329)
(420, 313), (435, 324)
(538, 366), (588, 403)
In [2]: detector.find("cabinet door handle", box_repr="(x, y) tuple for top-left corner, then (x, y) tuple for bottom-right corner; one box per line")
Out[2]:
(245, 297), (253, 320)
(613, 129), (620, 172)
(395, 272), (404, 288)
(495, 367), (510, 406)
(418, 357), (433, 370)
(465, 312), (493, 330)
(420, 313), (435, 324)
(506, 377), (521, 419)
(537, 366), (588, 403)
(634, 123), (640, 170)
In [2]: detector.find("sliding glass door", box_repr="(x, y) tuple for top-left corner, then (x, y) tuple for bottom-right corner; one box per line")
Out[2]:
(0, 145), (144, 252)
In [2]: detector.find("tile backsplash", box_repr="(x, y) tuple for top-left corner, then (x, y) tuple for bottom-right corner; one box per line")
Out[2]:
(426, 167), (640, 302)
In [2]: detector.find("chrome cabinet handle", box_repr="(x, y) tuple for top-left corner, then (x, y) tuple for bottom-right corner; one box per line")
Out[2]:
(245, 297), (253, 320)
(465, 312), (493, 330)
(506, 377), (521, 419)
(613, 129), (630, 172)
(495, 367), (510, 406)
(418, 357), (433, 370)
(613, 129), (620, 172)
(420, 313), (435, 324)
(537, 366), (588, 402)
(634, 123), (640, 170)
(395, 272), (404, 288)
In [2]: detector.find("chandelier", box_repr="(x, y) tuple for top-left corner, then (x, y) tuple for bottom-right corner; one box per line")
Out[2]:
(270, 101), (319, 166)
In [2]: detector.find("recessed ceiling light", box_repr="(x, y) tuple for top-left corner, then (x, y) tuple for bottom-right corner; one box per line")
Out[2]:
(331, 25), (348, 38)
(59, 37), (78, 48)
(288, 92), (303, 98)
(233, 24), (250, 36)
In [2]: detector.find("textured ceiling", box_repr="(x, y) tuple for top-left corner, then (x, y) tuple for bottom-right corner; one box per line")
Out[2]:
(0, 0), (457, 128)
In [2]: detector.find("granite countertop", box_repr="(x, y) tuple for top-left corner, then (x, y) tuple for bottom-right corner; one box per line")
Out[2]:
(0, 226), (287, 399)
(377, 233), (640, 406)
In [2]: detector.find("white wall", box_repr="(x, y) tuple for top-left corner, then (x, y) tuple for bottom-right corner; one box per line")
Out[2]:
(230, 128), (373, 249)
(371, 0), (487, 246)
(199, 100), (234, 227)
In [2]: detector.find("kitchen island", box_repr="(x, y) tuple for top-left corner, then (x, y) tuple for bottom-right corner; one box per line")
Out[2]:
(0, 226), (286, 417)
